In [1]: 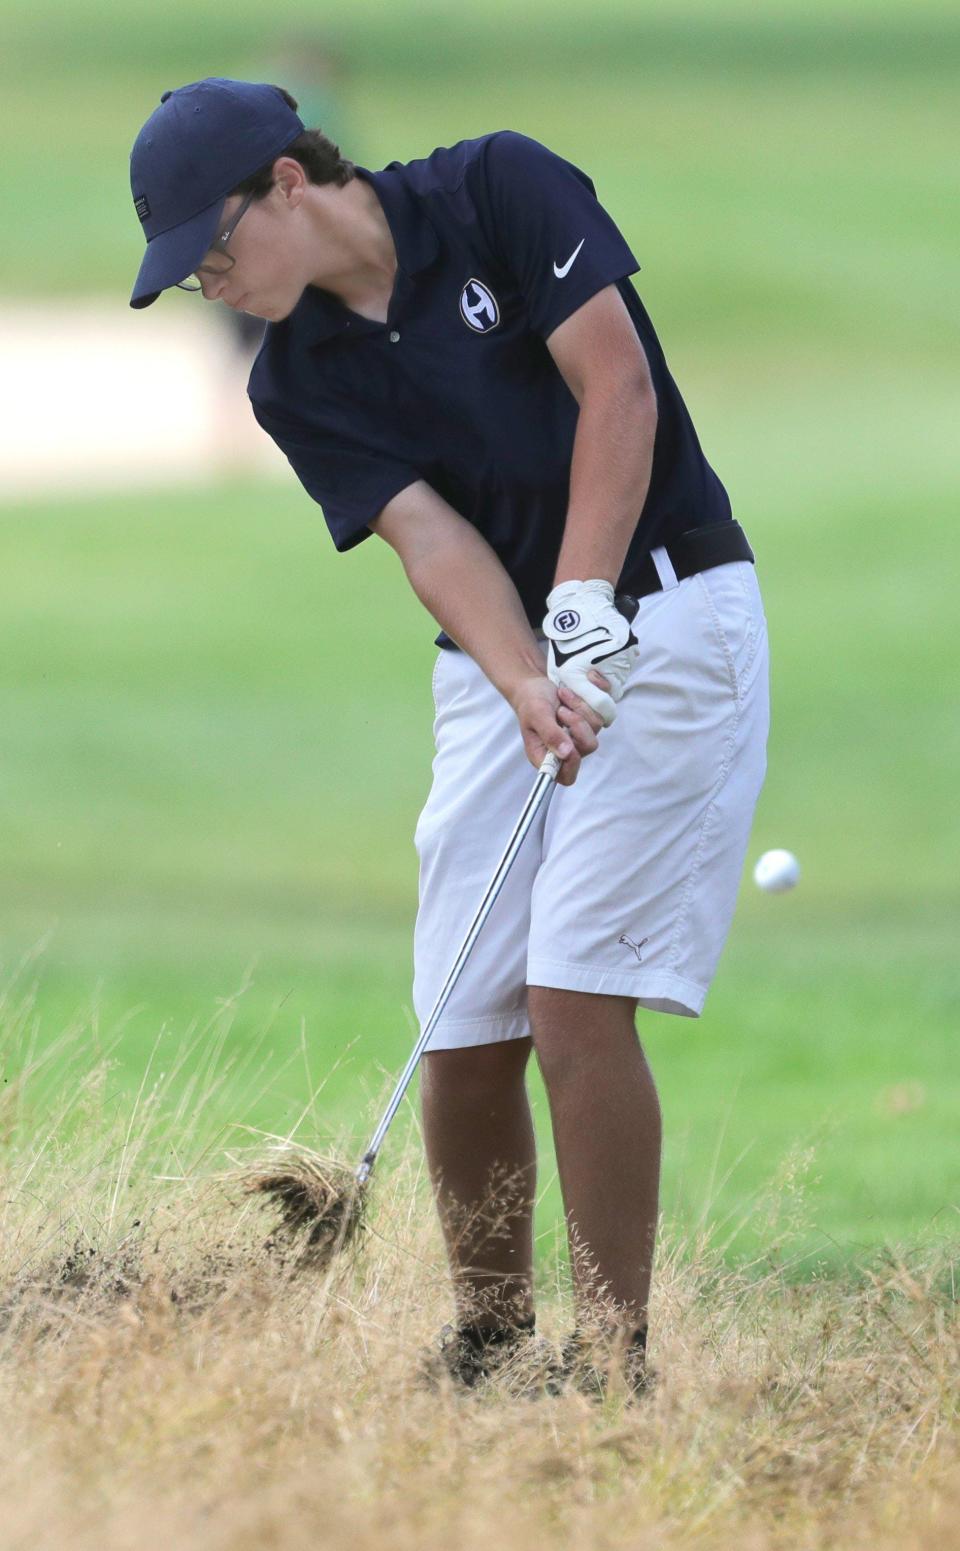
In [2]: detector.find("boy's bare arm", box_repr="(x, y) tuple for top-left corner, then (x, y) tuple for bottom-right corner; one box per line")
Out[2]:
(546, 284), (658, 586)
(370, 480), (603, 783)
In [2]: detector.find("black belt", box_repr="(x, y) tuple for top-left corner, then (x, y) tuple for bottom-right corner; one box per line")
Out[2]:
(438, 520), (754, 650)
(630, 520), (754, 600)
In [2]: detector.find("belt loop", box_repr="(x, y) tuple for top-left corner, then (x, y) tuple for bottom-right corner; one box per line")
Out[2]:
(650, 544), (679, 591)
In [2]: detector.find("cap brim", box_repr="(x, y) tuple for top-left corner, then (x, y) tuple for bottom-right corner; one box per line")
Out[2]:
(129, 197), (226, 309)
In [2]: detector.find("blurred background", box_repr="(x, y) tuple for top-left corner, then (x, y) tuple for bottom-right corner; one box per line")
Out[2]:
(0, 0), (957, 1273)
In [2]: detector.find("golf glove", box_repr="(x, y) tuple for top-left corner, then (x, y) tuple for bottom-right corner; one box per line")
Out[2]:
(543, 579), (639, 726)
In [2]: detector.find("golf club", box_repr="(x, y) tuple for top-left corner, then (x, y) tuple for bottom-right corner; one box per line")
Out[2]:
(246, 749), (561, 1261)
(355, 747), (562, 1186)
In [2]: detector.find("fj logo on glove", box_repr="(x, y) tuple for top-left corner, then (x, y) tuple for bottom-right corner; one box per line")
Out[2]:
(543, 580), (641, 727)
(554, 609), (581, 633)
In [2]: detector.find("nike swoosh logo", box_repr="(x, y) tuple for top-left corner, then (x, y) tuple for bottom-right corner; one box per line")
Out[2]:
(550, 629), (638, 669)
(550, 630), (610, 668)
(553, 238), (585, 279)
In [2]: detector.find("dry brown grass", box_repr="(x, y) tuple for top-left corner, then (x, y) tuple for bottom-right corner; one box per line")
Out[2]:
(1, 1001), (957, 1551)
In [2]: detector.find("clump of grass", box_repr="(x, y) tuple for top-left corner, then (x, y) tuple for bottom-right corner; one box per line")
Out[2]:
(0, 983), (957, 1550)
(243, 1146), (366, 1268)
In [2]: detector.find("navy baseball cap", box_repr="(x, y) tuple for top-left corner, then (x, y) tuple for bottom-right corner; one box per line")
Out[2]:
(129, 78), (303, 309)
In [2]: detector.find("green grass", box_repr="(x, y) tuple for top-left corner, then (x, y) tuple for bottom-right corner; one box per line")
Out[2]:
(2, 4), (959, 318)
(5, 0), (960, 78)
(0, 3), (957, 1271)
(1, 471), (956, 1272)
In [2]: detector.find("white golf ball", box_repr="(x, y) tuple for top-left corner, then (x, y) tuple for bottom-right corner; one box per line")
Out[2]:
(753, 849), (800, 893)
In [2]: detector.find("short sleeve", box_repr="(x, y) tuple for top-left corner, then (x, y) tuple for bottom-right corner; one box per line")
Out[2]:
(477, 131), (640, 340)
(250, 402), (420, 552)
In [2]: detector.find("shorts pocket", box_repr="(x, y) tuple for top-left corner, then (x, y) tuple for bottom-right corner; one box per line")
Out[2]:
(695, 562), (764, 703)
(430, 647), (481, 744)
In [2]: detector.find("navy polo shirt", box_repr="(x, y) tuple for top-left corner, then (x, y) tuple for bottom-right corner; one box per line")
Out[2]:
(248, 130), (732, 646)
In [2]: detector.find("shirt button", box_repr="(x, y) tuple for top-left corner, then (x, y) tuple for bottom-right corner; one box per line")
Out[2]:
(389, 329), (400, 343)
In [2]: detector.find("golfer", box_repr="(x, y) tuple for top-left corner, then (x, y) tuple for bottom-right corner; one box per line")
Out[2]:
(129, 79), (769, 1397)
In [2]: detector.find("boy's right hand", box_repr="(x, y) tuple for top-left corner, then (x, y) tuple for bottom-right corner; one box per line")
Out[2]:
(508, 674), (607, 786)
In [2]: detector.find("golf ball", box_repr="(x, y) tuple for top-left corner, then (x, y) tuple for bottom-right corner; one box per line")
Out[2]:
(753, 849), (800, 893)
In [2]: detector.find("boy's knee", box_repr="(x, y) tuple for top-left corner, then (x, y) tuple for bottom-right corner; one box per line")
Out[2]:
(528, 986), (638, 1083)
(422, 1036), (533, 1104)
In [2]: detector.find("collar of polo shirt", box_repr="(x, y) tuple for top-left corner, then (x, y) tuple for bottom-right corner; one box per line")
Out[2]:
(299, 166), (441, 345)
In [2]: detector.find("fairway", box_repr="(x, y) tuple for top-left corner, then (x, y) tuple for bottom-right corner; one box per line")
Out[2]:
(2, 457), (956, 1268)
(1, 1), (958, 1277)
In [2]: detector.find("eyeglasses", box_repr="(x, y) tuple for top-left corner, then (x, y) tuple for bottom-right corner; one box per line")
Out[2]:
(176, 190), (258, 292)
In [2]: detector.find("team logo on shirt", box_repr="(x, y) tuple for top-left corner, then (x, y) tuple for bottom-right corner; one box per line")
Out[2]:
(459, 278), (500, 333)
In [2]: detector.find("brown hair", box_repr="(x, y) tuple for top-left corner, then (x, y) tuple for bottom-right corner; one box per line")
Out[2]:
(230, 87), (355, 197)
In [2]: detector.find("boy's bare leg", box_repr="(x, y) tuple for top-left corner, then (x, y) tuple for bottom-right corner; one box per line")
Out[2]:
(420, 1036), (536, 1328)
(528, 986), (661, 1336)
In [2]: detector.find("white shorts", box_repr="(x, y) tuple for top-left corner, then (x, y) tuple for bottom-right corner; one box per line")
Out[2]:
(413, 556), (770, 1051)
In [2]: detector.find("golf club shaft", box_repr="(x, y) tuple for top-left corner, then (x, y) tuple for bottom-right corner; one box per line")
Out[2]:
(355, 750), (562, 1185)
